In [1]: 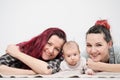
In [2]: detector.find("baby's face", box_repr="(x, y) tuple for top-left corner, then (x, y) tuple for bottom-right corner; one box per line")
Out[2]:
(63, 48), (80, 66)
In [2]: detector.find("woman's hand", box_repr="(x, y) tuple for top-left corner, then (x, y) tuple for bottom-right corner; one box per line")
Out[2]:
(6, 44), (20, 58)
(87, 58), (101, 71)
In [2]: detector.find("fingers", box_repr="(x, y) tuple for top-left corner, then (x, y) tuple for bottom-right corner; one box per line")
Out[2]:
(86, 58), (93, 66)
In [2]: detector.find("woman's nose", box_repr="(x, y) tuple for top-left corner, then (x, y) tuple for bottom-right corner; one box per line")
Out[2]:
(91, 47), (97, 53)
(49, 47), (54, 54)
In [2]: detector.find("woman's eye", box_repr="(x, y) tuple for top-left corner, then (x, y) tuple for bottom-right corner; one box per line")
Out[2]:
(47, 42), (52, 46)
(87, 44), (91, 47)
(55, 48), (60, 52)
(96, 44), (102, 47)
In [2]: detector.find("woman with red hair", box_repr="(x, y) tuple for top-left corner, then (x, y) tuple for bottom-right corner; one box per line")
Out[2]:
(0, 27), (67, 75)
(85, 20), (120, 72)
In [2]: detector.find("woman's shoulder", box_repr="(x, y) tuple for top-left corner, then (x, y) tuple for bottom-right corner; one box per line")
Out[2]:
(112, 44), (120, 63)
(113, 44), (120, 55)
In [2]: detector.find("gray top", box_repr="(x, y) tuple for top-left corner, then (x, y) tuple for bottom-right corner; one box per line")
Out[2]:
(109, 45), (120, 64)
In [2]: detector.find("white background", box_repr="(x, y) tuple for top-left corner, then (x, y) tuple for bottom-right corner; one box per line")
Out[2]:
(0, 0), (120, 56)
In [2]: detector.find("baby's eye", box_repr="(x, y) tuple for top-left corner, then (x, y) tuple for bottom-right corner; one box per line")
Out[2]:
(67, 55), (70, 57)
(74, 54), (77, 56)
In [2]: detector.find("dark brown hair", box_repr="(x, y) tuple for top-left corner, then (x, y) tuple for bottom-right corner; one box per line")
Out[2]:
(86, 20), (112, 43)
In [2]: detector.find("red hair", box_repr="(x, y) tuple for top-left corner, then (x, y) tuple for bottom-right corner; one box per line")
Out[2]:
(17, 27), (66, 59)
(95, 20), (110, 30)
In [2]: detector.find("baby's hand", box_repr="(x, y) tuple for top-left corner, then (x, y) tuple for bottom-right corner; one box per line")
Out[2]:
(85, 69), (94, 75)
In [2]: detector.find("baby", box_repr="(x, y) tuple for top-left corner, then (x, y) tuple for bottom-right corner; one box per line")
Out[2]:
(60, 41), (94, 75)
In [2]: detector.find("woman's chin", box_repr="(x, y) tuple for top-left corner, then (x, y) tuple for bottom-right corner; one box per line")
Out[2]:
(92, 58), (100, 62)
(42, 56), (49, 60)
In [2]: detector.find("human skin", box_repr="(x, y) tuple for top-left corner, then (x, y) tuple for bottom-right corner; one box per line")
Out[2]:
(0, 35), (65, 75)
(86, 33), (120, 72)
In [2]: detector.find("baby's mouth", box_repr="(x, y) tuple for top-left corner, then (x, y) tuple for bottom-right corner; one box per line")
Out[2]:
(71, 61), (77, 66)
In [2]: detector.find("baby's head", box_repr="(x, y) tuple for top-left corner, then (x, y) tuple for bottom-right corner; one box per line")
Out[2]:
(62, 41), (80, 66)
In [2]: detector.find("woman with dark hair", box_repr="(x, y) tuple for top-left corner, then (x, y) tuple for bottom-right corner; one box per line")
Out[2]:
(0, 27), (67, 75)
(85, 20), (120, 72)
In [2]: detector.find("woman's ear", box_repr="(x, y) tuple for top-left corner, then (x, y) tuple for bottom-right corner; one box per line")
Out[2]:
(108, 40), (113, 49)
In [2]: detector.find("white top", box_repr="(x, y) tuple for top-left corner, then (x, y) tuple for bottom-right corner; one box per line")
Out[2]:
(60, 56), (87, 71)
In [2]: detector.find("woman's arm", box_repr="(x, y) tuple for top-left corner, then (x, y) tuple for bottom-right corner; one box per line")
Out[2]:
(87, 58), (120, 72)
(0, 65), (36, 75)
(6, 44), (52, 75)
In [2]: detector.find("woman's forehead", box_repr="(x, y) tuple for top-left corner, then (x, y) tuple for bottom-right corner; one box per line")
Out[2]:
(86, 33), (106, 43)
(48, 35), (64, 47)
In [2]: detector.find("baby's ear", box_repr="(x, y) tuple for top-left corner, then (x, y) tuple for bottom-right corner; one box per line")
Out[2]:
(62, 54), (66, 58)
(61, 50), (64, 57)
(62, 54), (64, 57)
